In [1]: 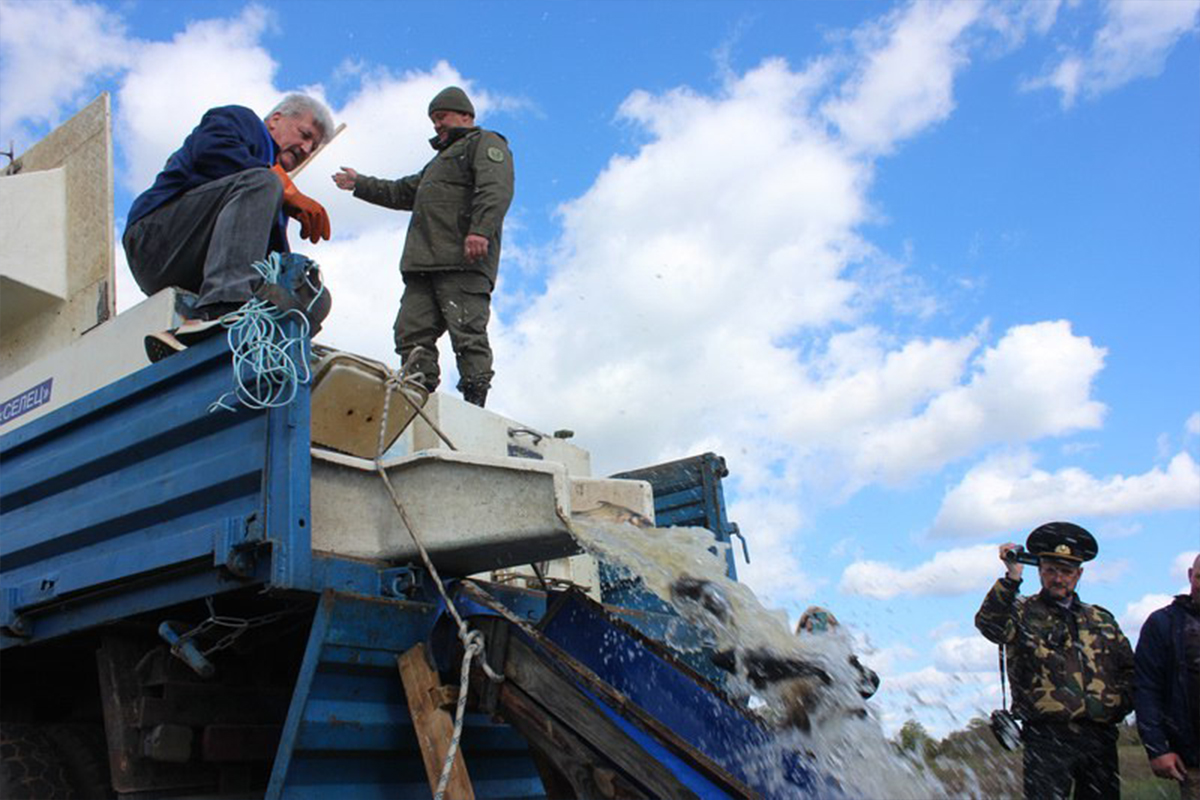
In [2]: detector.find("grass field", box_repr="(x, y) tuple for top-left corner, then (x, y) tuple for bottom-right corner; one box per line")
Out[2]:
(898, 720), (1182, 799)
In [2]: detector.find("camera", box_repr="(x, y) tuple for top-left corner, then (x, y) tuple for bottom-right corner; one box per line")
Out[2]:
(990, 709), (1023, 751)
(1003, 546), (1039, 566)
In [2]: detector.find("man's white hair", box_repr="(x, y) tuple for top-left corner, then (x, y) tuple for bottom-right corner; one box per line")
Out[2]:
(267, 94), (334, 144)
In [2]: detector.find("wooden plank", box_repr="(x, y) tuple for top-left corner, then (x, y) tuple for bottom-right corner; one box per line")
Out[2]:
(397, 643), (475, 800)
(96, 637), (214, 793)
(502, 636), (699, 800)
(463, 583), (756, 799)
(499, 681), (648, 800)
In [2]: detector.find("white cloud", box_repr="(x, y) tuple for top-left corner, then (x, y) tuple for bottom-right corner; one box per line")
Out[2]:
(1084, 558), (1131, 584)
(932, 635), (995, 672)
(1173, 551), (1199, 583)
(928, 620), (960, 641)
(1026, 0), (1200, 107)
(1120, 593), (1175, 636)
(728, 494), (823, 606)
(0, 0), (131, 145)
(933, 449), (1200, 538)
(116, 5), (282, 195)
(1186, 412), (1200, 438)
(839, 544), (999, 599)
(856, 642), (918, 679)
(822, 1), (982, 154)
(479, 47), (1108, 604)
(872, 665), (996, 738)
(317, 60), (515, 237)
(850, 321), (1107, 485)
(981, 0), (1065, 46)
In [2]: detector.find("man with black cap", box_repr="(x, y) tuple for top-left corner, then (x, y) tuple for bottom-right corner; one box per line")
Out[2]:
(333, 86), (514, 407)
(976, 522), (1135, 799)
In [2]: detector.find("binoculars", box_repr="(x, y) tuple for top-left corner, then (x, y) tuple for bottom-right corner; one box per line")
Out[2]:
(1003, 546), (1040, 566)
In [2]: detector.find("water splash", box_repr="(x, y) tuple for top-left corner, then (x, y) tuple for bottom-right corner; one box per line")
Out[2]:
(569, 516), (960, 799)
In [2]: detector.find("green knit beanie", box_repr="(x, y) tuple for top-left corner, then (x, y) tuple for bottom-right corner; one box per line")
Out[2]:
(428, 86), (475, 117)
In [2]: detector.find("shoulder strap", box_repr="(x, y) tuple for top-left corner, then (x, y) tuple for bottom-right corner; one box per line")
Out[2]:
(998, 645), (1009, 711)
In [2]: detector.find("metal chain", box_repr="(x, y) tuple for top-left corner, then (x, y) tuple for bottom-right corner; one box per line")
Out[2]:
(172, 597), (300, 657)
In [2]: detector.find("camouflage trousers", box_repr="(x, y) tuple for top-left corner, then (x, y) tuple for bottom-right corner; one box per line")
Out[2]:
(1022, 721), (1119, 800)
(394, 271), (494, 397)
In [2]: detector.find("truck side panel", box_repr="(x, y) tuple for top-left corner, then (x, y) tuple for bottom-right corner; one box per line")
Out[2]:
(0, 332), (312, 647)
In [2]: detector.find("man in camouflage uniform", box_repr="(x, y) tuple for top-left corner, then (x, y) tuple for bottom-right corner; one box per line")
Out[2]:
(333, 86), (514, 407)
(976, 522), (1134, 800)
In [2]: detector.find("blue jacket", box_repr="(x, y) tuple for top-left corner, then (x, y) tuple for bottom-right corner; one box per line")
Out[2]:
(127, 105), (287, 250)
(1135, 595), (1199, 766)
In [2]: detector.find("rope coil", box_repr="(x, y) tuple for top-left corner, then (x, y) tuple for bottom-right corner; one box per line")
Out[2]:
(209, 253), (326, 413)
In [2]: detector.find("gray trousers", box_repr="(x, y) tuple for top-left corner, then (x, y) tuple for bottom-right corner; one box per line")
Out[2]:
(123, 169), (284, 313)
(394, 271), (494, 394)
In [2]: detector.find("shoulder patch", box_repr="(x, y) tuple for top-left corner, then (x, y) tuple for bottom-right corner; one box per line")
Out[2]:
(486, 146), (505, 163)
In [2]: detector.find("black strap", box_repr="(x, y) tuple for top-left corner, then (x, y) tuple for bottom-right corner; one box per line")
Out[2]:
(998, 645), (1009, 711)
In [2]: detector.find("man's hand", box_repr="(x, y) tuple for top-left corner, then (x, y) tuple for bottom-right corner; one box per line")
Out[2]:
(999, 542), (1024, 581)
(1150, 753), (1187, 782)
(464, 234), (489, 263)
(273, 164), (331, 244)
(332, 167), (358, 191)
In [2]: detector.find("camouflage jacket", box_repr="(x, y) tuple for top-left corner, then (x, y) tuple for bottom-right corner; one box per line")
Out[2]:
(975, 577), (1134, 726)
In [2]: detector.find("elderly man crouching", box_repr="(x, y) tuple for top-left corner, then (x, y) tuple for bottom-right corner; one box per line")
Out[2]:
(124, 94), (333, 356)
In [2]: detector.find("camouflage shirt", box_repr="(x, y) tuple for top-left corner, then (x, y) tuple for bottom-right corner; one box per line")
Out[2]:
(975, 577), (1134, 726)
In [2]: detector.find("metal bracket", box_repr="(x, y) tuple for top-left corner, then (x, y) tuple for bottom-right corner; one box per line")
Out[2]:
(730, 524), (750, 564)
(508, 427), (544, 445)
(213, 515), (261, 578)
(1, 589), (30, 638)
(0, 572), (63, 637)
(381, 567), (423, 599)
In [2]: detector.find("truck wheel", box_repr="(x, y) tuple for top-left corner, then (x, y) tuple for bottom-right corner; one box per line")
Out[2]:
(0, 723), (74, 800)
(46, 724), (114, 799)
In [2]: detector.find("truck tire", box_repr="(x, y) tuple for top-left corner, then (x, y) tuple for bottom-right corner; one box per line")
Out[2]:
(0, 723), (74, 799)
(45, 724), (113, 799)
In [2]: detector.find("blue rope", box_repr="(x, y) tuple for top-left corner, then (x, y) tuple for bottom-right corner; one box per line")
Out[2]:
(208, 253), (325, 413)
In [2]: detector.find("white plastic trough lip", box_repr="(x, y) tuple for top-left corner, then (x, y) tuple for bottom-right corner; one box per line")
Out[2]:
(310, 446), (573, 517)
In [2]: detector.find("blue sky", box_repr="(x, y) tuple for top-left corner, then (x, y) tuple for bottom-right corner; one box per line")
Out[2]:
(2, 0), (1197, 736)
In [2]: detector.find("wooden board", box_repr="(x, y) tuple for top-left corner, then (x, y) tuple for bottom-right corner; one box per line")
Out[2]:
(397, 643), (475, 800)
(500, 681), (649, 800)
(500, 635), (699, 799)
(462, 583), (756, 799)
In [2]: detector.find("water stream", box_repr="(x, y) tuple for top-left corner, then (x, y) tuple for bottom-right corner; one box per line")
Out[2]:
(568, 517), (972, 799)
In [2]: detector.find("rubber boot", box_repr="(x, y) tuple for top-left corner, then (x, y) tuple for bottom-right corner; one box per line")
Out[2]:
(462, 384), (488, 408)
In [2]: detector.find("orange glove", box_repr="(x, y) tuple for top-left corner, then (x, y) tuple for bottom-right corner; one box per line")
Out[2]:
(271, 164), (331, 244)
